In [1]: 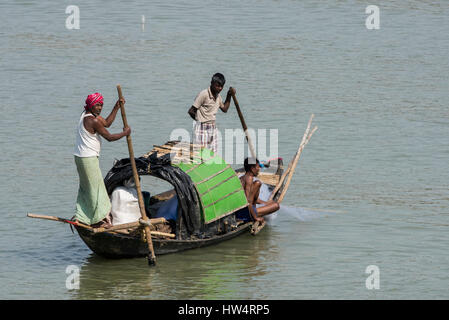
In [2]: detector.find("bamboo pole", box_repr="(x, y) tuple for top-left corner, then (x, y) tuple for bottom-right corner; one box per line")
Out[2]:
(268, 114), (314, 202)
(231, 92), (257, 160)
(117, 84), (156, 266)
(28, 213), (175, 238)
(28, 213), (167, 230)
(268, 159), (293, 201)
(97, 227), (175, 239)
(27, 213), (93, 230)
(251, 116), (317, 235)
(277, 126), (316, 203)
(250, 115), (317, 236)
(144, 231), (175, 238)
(92, 218), (167, 233)
(277, 115), (317, 203)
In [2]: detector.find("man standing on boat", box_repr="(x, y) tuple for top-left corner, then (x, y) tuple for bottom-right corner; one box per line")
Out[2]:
(73, 92), (131, 228)
(188, 73), (235, 154)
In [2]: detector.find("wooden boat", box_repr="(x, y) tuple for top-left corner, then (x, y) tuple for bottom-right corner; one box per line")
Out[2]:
(75, 141), (286, 259)
(75, 215), (255, 258)
(28, 116), (317, 260)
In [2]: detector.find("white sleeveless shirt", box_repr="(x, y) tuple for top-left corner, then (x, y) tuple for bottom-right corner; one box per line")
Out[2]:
(74, 111), (102, 157)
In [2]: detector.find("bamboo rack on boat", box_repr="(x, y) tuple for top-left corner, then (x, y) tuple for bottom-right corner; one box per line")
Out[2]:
(26, 213), (173, 238)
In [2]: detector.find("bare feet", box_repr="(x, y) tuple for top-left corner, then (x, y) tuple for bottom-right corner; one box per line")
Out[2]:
(91, 217), (113, 229)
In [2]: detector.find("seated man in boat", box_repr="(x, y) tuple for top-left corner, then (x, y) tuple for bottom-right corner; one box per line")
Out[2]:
(187, 73), (235, 154)
(235, 157), (280, 223)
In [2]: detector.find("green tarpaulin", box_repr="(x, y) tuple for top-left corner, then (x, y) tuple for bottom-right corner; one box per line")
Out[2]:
(173, 148), (248, 224)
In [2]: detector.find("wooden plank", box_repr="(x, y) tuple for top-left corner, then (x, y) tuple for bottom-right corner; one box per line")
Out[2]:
(92, 218), (168, 233)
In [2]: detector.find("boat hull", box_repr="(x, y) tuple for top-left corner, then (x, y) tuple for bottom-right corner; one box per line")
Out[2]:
(75, 222), (252, 258)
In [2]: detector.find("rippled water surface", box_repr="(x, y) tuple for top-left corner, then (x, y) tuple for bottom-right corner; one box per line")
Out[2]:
(1, 0), (448, 299)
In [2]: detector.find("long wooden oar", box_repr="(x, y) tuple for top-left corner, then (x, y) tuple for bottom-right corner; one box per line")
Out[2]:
(27, 213), (93, 230)
(231, 91), (257, 160)
(117, 84), (156, 266)
(231, 92), (263, 235)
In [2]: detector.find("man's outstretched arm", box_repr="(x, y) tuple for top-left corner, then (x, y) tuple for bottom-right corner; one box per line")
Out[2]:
(92, 118), (131, 142)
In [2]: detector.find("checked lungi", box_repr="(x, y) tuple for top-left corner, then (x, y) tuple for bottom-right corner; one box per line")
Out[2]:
(193, 121), (218, 154)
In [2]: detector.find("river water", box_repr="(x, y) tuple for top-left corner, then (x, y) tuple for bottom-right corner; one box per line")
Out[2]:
(1, 0), (448, 299)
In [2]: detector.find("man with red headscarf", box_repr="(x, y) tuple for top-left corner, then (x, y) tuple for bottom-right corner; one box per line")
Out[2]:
(73, 92), (131, 228)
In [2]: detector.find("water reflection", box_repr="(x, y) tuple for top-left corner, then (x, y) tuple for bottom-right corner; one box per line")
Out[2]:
(72, 230), (279, 299)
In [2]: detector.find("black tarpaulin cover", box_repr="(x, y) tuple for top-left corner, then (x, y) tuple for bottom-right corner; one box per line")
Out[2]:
(103, 153), (203, 239)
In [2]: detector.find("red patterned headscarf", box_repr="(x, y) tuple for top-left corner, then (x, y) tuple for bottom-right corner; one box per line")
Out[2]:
(84, 92), (103, 111)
